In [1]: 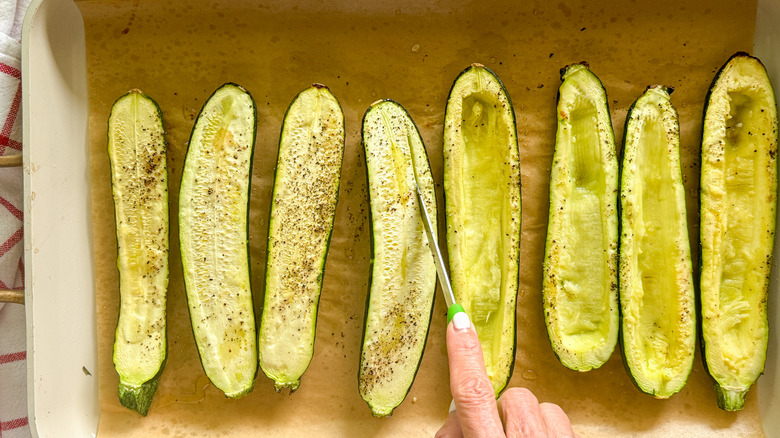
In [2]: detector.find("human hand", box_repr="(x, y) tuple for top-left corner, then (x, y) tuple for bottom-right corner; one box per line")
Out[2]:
(435, 312), (578, 438)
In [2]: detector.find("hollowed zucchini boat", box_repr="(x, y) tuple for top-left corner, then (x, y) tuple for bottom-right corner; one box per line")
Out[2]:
(259, 84), (345, 391)
(443, 64), (521, 395)
(359, 99), (437, 417)
(543, 63), (619, 371)
(700, 52), (778, 411)
(619, 86), (696, 399)
(179, 83), (258, 398)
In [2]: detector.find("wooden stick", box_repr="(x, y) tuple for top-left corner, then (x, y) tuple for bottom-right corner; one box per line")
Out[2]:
(0, 155), (22, 167)
(0, 290), (24, 304)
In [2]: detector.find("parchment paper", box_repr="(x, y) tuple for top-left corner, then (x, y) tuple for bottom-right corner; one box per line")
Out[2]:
(82, 0), (765, 435)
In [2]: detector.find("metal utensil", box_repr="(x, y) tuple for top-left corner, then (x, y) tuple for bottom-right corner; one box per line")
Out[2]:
(409, 157), (464, 323)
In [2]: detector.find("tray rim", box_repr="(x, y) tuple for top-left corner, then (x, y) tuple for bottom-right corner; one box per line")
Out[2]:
(22, 0), (98, 437)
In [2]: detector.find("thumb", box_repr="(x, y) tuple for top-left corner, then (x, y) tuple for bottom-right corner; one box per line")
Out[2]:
(446, 312), (505, 438)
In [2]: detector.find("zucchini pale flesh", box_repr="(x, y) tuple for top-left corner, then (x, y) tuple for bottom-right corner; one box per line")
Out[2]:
(359, 100), (437, 417)
(700, 53), (778, 411)
(443, 65), (521, 395)
(179, 83), (257, 398)
(619, 86), (696, 398)
(259, 85), (345, 391)
(109, 90), (168, 416)
(543, 63), (619, 371)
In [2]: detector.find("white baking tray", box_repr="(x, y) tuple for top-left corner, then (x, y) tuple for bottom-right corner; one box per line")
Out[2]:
(21, 0), (780, 436)
(22, 0), (96, 437)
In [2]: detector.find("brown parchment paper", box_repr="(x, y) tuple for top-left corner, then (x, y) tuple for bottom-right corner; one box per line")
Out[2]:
(82, 0), (765, 435)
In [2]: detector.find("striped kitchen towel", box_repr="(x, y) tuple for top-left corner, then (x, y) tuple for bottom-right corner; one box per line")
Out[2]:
(0, 0), (33, 437)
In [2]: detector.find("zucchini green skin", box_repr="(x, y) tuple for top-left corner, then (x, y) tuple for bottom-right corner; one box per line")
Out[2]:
(543, 63), (619, 371)
(179, 83), (258, 398)
(258, 84), (345, 391)
(700, 52), (778, 411)
(619, 86), (696, 399)
(359, 99), (438, 417)
(108, 90), (168, 416)
(443, 64), (521, 396)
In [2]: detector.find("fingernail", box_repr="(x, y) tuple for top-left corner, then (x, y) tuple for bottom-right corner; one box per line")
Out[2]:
(452, 312), (470, 331)
(449, 399), (456, 413)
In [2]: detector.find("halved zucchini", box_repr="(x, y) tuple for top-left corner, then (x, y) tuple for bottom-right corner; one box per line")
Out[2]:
(543, 63), (619, 371)
(108, 90), (168, 416)
(179, 83), (258, 398)
(359, 99), (437, 417)
(259, 84), (345, 391)
(443, 64), (521, 395)
(619, 86), (696, 398)
(700, 52), (778, 411)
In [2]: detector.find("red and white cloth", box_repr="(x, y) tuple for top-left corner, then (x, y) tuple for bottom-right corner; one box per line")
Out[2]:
(0, 0), (32, 437)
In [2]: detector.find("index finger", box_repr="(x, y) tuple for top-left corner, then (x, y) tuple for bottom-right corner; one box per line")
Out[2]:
(446, 312), (505, 438)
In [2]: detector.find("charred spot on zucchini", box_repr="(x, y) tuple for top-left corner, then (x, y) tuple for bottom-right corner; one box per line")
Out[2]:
(179, 83), (258, 398)
(543, 63), (619, 371)
(700, 52), (777, 411)
(619, 86), (696, 399)
(443, 64), (521, 395)
(359, 99), (437, 417)
(259, 84), (345, 391)
(108, 90), (168, 416)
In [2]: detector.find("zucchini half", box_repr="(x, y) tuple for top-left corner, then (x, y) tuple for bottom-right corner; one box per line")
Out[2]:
(700, 53), (778, 411)
(259, 84), (345, 391)
(359, 100), (437, 417)
(108, 90), (168, 416)
(619, 86), (696, 399)
(543, 63), (619, 371)
(179, 83), (258, 398)
(443, 64), (521, 395)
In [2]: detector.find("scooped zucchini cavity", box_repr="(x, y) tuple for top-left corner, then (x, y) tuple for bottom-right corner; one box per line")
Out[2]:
(619, 86), (696, 399)
(443, 64), (521, 395)
(543, 63), (619, 372)
(700, 52), (778, 411)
